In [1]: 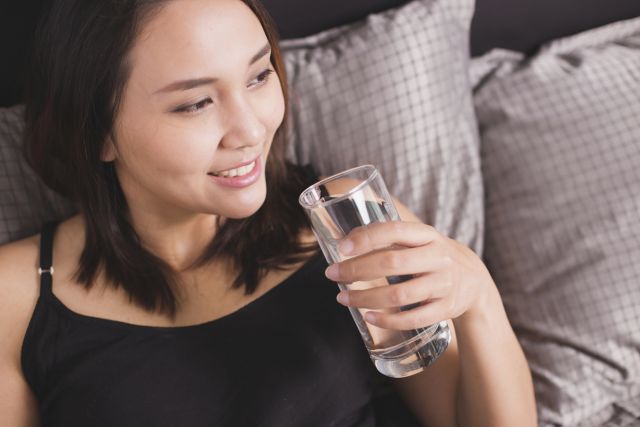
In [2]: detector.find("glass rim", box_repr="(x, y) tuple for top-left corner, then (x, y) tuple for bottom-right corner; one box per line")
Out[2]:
(298, 164), (379, 209)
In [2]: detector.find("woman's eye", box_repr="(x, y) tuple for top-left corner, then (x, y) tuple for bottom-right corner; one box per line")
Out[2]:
(175, 98), (213, 114)
(249, 69), (274, 88)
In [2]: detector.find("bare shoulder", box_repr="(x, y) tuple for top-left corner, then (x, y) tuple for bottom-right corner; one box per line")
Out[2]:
(0, 234), (41, 298)
(0, 235), (41, 302)
(0, 235), (41, 355)
(0, 237), (41, 427)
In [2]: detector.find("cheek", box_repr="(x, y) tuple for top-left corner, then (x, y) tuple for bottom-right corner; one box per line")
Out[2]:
(261, 81), (286, 135)
(117, 117), (221, 176)
(258, 85), (285, 163)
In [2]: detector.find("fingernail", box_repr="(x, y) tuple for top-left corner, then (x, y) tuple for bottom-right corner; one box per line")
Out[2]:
(338, 239), (353, 255)
(325, 264), (339, 280)
(336, 292), (349, 305)
(364, 312), (377, 323)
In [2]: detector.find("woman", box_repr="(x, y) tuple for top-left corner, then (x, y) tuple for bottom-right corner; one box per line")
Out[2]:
(0, 0), (536, 425)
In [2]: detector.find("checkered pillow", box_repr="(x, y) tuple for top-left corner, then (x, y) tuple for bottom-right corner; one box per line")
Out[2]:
(472, 17), (640, 426)
(281, 0), (484, 254)
(0, 106), (76, 244)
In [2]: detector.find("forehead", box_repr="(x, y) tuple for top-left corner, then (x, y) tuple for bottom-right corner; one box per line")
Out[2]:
(127, 0), (268, 84)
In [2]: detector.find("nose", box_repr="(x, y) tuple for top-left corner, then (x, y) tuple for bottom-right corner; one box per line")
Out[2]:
(219, 94), (267, 150)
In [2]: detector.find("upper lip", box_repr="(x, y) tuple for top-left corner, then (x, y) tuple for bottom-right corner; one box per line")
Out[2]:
(210, 156), (259, 174)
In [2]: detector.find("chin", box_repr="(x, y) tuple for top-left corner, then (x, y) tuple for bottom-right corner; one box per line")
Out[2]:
(219, 193), (267, 220)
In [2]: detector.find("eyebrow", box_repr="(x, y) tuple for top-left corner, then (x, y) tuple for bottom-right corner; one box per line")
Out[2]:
(153, 43), (272, 94)
(249, 43), (272, 67)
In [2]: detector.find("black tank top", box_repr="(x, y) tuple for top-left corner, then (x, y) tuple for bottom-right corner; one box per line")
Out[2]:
(20, 222), (391, 426)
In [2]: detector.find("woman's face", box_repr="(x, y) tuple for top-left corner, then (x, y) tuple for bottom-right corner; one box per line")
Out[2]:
(105, 0), (285, 221)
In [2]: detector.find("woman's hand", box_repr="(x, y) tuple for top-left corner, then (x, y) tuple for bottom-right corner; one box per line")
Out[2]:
(324, 221), (498, 330)
(324, 220), (538, 427)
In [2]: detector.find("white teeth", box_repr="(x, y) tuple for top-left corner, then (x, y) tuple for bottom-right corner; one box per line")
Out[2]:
(212, 161), (256, 178)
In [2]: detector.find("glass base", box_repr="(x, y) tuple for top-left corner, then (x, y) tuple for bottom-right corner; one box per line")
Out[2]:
(370, 321), (451, 378)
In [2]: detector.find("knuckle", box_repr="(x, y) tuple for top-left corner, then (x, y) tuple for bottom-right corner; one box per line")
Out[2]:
(441, 275), (454, 293)
(345, 228), (359, 245)
(432, 243), (450, 261)
(342, 261), (357, 279)
(355, 226), (372, 248)
(430, 241), (444, 254)
(445, 270), (456, 287)
(390, 221), (404, 235)
(382, 251), (403, 270)
(425, 224), (440, 238)
(441, 255), (455, 267)
(348, 290), (362, 305)
(390, 287), (406, 305)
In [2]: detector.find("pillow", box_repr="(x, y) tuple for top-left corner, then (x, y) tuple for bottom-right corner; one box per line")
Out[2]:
(472, 17), (640, 426)
(281, 0), (484, 254)
(0, 106), (76, 244)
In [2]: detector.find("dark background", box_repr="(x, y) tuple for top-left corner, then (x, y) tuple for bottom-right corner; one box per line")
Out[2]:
(1, 0), (639, 107)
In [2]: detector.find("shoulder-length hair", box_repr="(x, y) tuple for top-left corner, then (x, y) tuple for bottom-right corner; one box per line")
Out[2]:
(24, 0), (318, 317)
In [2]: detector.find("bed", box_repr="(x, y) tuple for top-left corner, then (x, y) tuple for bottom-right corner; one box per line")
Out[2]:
(1, 1), (640, 425)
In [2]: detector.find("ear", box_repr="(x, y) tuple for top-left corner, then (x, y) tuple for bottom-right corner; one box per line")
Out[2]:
(101, 137), (118, 162)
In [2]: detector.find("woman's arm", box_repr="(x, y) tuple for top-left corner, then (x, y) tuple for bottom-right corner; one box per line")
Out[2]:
(452, 290), (535, 427)
(324, 199), (536, 427)
(0, 361), (40, 427)
(391, 287), (535, 427)
(0, 239), (42, 427)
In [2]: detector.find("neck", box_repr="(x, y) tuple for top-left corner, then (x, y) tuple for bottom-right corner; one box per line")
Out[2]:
(128, 211), (221, 272)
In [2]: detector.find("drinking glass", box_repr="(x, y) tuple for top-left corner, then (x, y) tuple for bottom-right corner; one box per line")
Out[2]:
(299, 165), (451, 378)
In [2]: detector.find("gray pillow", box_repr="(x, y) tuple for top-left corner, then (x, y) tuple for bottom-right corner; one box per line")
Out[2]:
(472, 17), (640, 426)
(281, 0), (484, 254)
(0, 106), (76, 244)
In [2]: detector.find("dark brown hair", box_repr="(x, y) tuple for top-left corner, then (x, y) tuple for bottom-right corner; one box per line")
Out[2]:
(24, 0), (318, 316)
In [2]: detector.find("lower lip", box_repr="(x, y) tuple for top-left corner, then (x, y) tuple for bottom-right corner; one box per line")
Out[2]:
(208, 157), (262, 188)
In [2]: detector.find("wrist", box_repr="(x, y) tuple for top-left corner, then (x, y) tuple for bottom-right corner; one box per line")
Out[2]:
(454, 277), (507, 332)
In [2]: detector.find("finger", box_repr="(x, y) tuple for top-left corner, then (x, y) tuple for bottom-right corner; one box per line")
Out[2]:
(326, 243), (453, 283)
(338, 221), (442, 257)
(364, 300), (451, 331)
(337, 272), (452, 309)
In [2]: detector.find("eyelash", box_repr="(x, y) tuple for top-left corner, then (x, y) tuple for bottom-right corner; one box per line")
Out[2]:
(174, 68), (275, 114)
(250, 68), (275, 87)
(176, 98), (213, 114)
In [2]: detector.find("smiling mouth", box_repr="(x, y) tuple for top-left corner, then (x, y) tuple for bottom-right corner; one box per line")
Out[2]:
(209, 160), (258, 178)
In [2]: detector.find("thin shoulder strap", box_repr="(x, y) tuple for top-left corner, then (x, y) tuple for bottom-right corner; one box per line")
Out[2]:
(38, 222), (58, 295)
